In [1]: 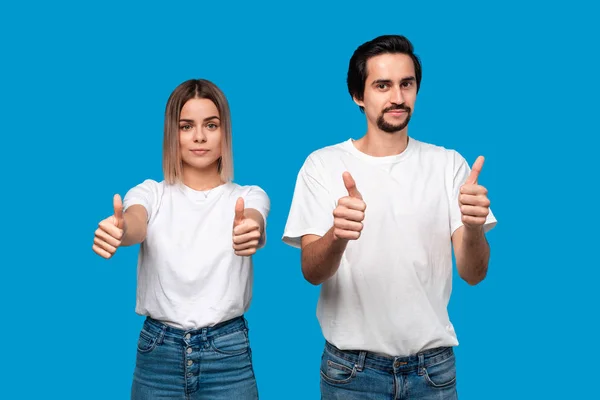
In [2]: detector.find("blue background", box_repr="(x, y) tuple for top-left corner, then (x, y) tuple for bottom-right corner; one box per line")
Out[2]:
(1, 0), (598, 398)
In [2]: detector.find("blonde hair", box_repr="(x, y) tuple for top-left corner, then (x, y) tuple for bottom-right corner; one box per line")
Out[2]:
(162, 79), (233, 184)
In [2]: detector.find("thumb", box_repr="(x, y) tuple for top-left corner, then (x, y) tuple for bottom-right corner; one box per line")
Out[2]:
(343, 172), (362, 199)
(234, 197), (245, 226)
(113, 194), (124, 229)
(466, 156), (485, 185)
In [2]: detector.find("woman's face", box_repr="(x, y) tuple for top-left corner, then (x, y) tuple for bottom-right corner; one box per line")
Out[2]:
(178, 98), (223, 172)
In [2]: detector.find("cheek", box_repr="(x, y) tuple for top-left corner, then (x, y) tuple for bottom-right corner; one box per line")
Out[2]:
(179, 131), (192, 146)
(405, 92), (417, 107)
(211, 130), (223, 147)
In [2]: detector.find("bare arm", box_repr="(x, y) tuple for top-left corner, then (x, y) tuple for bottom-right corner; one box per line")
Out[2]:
(121, 204), (148, 246)
(300, 229), (349, 285)
(452, 226), (490, 285)
(299, 171), (366, 285)
(93, 196), (148, 259)
(452, 155), (492, 285)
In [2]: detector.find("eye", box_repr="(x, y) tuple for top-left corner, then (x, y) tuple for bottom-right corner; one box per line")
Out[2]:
(401, 81), (413, 88)
(180, 124), (193, 131)
(376, 83), (389, 90)
(207, 122), (219, 130)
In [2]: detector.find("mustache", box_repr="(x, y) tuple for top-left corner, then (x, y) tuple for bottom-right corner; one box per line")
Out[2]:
(383, 105), (411, 113)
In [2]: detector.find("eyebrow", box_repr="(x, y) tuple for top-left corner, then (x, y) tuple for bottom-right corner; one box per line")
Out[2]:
(179, 116), (220, 123)
(371, 76), (416, 85)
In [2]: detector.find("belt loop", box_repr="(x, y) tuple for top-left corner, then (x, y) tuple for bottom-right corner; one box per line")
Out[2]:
(356, 351), (367, 372)
(201, 327), (208, 341)
(417, 352), (425, 376)
(157, 324), (166, 345)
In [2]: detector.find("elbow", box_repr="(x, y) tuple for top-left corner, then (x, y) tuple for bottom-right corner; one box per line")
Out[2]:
(301, 264), (323, 286)
(460, 269), (487, 286)
(463, 275), (485, 286)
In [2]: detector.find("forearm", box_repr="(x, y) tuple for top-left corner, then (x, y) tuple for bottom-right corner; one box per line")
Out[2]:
(456, 226), (490, 285)
(121, 208), (147, 246)
(301, 227), (348, 285)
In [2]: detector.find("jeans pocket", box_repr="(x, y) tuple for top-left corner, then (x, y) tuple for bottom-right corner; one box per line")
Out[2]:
(211, 329), (249, 356)
(423, 354), (457, 388)
(320, 350), (356, 385)
(137, 328), (159, 354)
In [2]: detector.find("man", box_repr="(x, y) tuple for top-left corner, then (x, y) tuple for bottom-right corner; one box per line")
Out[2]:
(282, 35), (497, 399)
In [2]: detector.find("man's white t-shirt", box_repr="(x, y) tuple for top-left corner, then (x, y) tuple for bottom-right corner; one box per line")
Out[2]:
(282, 137), (497, 357)
(123, 180), (270, 330)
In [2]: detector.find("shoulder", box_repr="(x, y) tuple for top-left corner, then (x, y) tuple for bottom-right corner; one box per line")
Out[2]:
(125, 179), (165, 196)
(301, 140), (351, 172)
(226, 182), (268, 198)
(129, 179), (165, 189)
(411, 138), (466, 166)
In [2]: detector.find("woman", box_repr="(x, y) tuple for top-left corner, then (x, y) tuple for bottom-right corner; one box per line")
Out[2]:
(92, 79), (269, 399)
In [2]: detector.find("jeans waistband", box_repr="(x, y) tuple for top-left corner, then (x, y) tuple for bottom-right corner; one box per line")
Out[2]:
(325, 341), (454, 373)
(142, 316), (247, 344)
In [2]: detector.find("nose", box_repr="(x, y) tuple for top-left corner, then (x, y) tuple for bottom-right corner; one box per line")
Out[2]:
(390, 86), (404, 104)
(193, 127), (207, 143)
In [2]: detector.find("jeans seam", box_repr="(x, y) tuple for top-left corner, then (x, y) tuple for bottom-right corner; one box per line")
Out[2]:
(424, 351), (454, 369)
(423, 369), (457, 389)
(320, 365), (356, 385)
(210, 330), (249, 356)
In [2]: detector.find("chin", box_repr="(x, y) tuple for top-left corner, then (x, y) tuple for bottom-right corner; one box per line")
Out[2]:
(182, 159), (218, 170)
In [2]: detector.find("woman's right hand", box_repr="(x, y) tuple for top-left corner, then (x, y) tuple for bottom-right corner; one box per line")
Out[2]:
(93, 194), (126, 259)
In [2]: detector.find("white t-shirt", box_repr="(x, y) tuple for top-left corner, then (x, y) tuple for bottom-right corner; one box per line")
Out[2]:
(123, 180), (270, 330)
(282, 138), (497, 356)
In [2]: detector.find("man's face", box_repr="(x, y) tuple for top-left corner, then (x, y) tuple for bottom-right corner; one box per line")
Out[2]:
(354, 53), (418, 133)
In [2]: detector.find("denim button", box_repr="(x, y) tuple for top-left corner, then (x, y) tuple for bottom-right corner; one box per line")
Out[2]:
(186, 347), (192, 354)
(185, 333), (191, 340)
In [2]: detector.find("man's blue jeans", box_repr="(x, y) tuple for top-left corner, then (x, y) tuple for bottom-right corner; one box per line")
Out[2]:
(320, 341), (458, 399)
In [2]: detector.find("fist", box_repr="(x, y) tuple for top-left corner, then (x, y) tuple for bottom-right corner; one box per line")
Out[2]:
(92, 194), (125, 259)
(232, 197), (261, 256)
(333, 172), (366, 241)
(459, 156), (491, 229)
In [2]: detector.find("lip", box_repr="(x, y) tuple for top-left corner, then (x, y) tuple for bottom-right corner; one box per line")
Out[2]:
(190, 149), (209, 155)
(386, 110), (407, 115)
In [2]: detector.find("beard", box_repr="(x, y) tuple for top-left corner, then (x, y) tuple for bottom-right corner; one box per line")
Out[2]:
(376, 104), (412, 133)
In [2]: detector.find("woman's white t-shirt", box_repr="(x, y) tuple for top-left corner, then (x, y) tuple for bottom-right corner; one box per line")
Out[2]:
(124, 180), (270, 330)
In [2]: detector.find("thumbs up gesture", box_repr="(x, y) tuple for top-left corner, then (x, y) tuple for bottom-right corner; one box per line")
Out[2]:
(459, 156), (491, 229)
(93, 194), (126, 259)
(333, 172), (367, 241)
(232, 197), (261, 256)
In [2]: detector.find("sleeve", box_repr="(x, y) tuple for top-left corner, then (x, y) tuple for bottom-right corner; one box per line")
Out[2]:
(282, 155), (336, 248)
(123, 179), (161, 223)
(244, 185), (271, 235)
(449, 151), (497, 235)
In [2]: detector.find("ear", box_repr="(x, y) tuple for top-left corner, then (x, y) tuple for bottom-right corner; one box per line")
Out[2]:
(353, 95), (365, 108)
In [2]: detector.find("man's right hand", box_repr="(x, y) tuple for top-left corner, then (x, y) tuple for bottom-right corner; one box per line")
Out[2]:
(93, 194), (126, 259)
(333, 172), (366, 241)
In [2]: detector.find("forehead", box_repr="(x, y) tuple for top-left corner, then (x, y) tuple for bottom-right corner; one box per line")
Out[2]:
(180, 98), (219, 119)
(365, 53), (416, 82)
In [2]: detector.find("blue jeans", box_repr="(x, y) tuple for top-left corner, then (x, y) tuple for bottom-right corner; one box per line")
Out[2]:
(320, 342), (458, 400)
(131, 316), (258, 400)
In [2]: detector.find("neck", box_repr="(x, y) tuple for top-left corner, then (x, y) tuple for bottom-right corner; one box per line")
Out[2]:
(181, 164), (223, 191)
(354, 125), (409, 157)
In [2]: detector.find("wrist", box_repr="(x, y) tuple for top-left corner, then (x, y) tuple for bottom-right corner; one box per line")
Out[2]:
(463, 224), (484, 238)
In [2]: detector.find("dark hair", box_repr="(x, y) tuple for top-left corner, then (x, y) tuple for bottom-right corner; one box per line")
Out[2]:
(347, 35), (422, 109)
